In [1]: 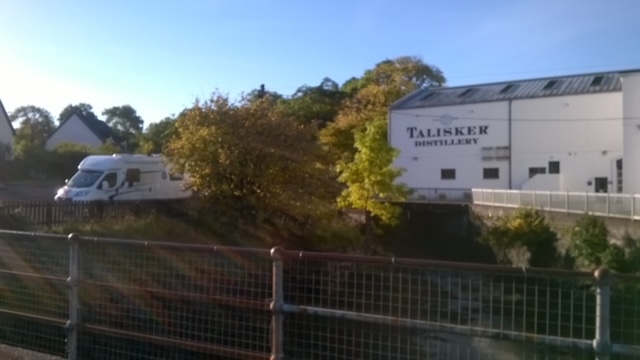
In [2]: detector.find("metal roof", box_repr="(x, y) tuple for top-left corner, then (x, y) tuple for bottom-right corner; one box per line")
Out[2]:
(391, 68), (640, 110)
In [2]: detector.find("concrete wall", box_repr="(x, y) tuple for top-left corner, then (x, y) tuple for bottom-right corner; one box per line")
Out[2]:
(471, 204), (640, 247)
(622, 73), (640, 194)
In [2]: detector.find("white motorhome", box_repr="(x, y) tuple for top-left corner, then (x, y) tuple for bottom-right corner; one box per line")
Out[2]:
(54, 154), (191, 202)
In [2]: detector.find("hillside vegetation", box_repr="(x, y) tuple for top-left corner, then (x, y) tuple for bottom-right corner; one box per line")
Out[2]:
(4, 56), (445, 253)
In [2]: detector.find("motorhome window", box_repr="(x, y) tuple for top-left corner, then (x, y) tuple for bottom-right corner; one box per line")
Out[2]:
(126, 168), (141, 183)
(67, 170), (103, 188)
(169, 172), (184, 181)
(100, 173), (118, 189)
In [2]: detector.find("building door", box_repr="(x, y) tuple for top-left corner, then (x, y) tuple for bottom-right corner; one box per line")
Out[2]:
(594, 177), (608, 193)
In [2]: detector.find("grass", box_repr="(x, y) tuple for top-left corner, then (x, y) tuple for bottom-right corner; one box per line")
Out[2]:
(45, 213), (301, 249)
(49, 215), (216, 243)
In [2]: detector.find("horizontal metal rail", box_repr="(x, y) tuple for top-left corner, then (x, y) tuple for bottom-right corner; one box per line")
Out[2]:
(277, 248), (600, 279)
(472, 188), (640, 221)
(0, 308), (67, 327)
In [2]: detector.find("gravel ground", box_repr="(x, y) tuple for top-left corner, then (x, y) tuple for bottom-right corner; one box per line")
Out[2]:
(0, 344), (63, 360)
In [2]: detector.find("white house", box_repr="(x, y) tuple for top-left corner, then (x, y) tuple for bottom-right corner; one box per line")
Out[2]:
(45, 113), (120, 151)
(0, 98), (16, 159)
(389, 69), (640, 196)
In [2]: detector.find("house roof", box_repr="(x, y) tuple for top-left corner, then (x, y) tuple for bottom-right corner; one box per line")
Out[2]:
(0, 99), (17, 136)
(391, 68), (640, 110)
(50, 112), (121, 144)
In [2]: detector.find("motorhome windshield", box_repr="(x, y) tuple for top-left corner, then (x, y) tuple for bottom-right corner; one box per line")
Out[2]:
(67, 170), (104, 188)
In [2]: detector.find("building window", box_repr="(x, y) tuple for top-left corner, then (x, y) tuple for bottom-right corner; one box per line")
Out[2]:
(499, 84), (517, 94)
(529, 167), (546, 178)
(616, 159), (623, 193)
(590, 76), (604, 87)
(420, 92), (438, 101)
(483, 168), (499, 179)
(458, 88), (475, 98)
(548, 161), (560, 174)
(441, 169), (456, 180)
(542, 80), (558, 90)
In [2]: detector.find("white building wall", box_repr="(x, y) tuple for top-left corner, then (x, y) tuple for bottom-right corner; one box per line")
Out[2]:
(390, 102), (509, 190)
(622, 73), (640, 194)
(511, 92), (622, 193)
(45, 114), (102, 151)
(0, 104), (14, 158)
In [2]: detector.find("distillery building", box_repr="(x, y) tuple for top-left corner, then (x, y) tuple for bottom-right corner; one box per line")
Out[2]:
(389, 69), (640, 195)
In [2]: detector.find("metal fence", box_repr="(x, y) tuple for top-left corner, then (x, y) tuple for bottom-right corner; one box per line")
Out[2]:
(410, 188), (472, 202)
(473, 188), (640, 220)
(0, 230), (638, 359)
(0, 200), (187, 228)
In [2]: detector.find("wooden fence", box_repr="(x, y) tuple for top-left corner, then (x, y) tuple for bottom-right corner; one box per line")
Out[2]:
(0, 200), (188, 228)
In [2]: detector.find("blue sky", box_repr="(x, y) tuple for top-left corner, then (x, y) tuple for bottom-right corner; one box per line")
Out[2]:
(1, 0), (639, 128)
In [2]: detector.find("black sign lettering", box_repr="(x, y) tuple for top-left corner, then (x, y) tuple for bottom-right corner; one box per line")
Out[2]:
(407, 125), (489, 147)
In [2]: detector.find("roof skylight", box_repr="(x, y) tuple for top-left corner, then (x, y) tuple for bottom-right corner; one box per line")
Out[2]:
(590, 76), (604, 87)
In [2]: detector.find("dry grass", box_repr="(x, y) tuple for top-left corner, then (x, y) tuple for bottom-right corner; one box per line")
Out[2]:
(49, 215), (217, 244)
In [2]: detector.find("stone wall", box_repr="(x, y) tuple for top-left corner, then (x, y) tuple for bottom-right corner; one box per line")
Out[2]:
(471, 204), (640, 248)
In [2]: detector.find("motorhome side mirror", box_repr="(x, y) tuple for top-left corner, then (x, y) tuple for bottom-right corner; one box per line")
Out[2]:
(102, 181), (109, 190)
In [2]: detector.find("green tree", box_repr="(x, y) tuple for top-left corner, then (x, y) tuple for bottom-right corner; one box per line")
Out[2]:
(480, 208), (559, 267)
(336, 115), (410, 246)
(58, 103), (99, 124)
(569, 215), (631, 272)
(245, 85), (283, 106)
(165, 92), (337, 221)
(138, 116), (178, 154)
(340, 77), (362, 96)
(102, 105), (144, 151)
(10, 105), (56, 156)
(320, 56), (445, 163)
(278, 77), (347, 127)
(359, 55), (445, 90)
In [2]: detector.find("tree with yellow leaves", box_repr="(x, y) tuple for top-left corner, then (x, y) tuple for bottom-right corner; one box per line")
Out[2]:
(336, 115), (410, 246)
(164, 92), (338, 224)
(320, 56), (445, 164)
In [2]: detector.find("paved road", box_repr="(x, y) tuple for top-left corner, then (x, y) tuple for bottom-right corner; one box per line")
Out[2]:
(0, 182), (60, 202)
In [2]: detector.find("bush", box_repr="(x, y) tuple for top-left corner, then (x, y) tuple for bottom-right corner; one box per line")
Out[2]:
(568, 215), (638, 273)
(479, 207), (559, 267)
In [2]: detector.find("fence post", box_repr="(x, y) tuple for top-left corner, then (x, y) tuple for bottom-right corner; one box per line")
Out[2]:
(606, 193), (610, 216)
(593, 267), (611, 359)
(270, 247), (285, 360)
(533, 191), (537, 208)
(66, 233), (80, 360)
(46, 202), (53, 228)
(585, 192), (589, 213)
